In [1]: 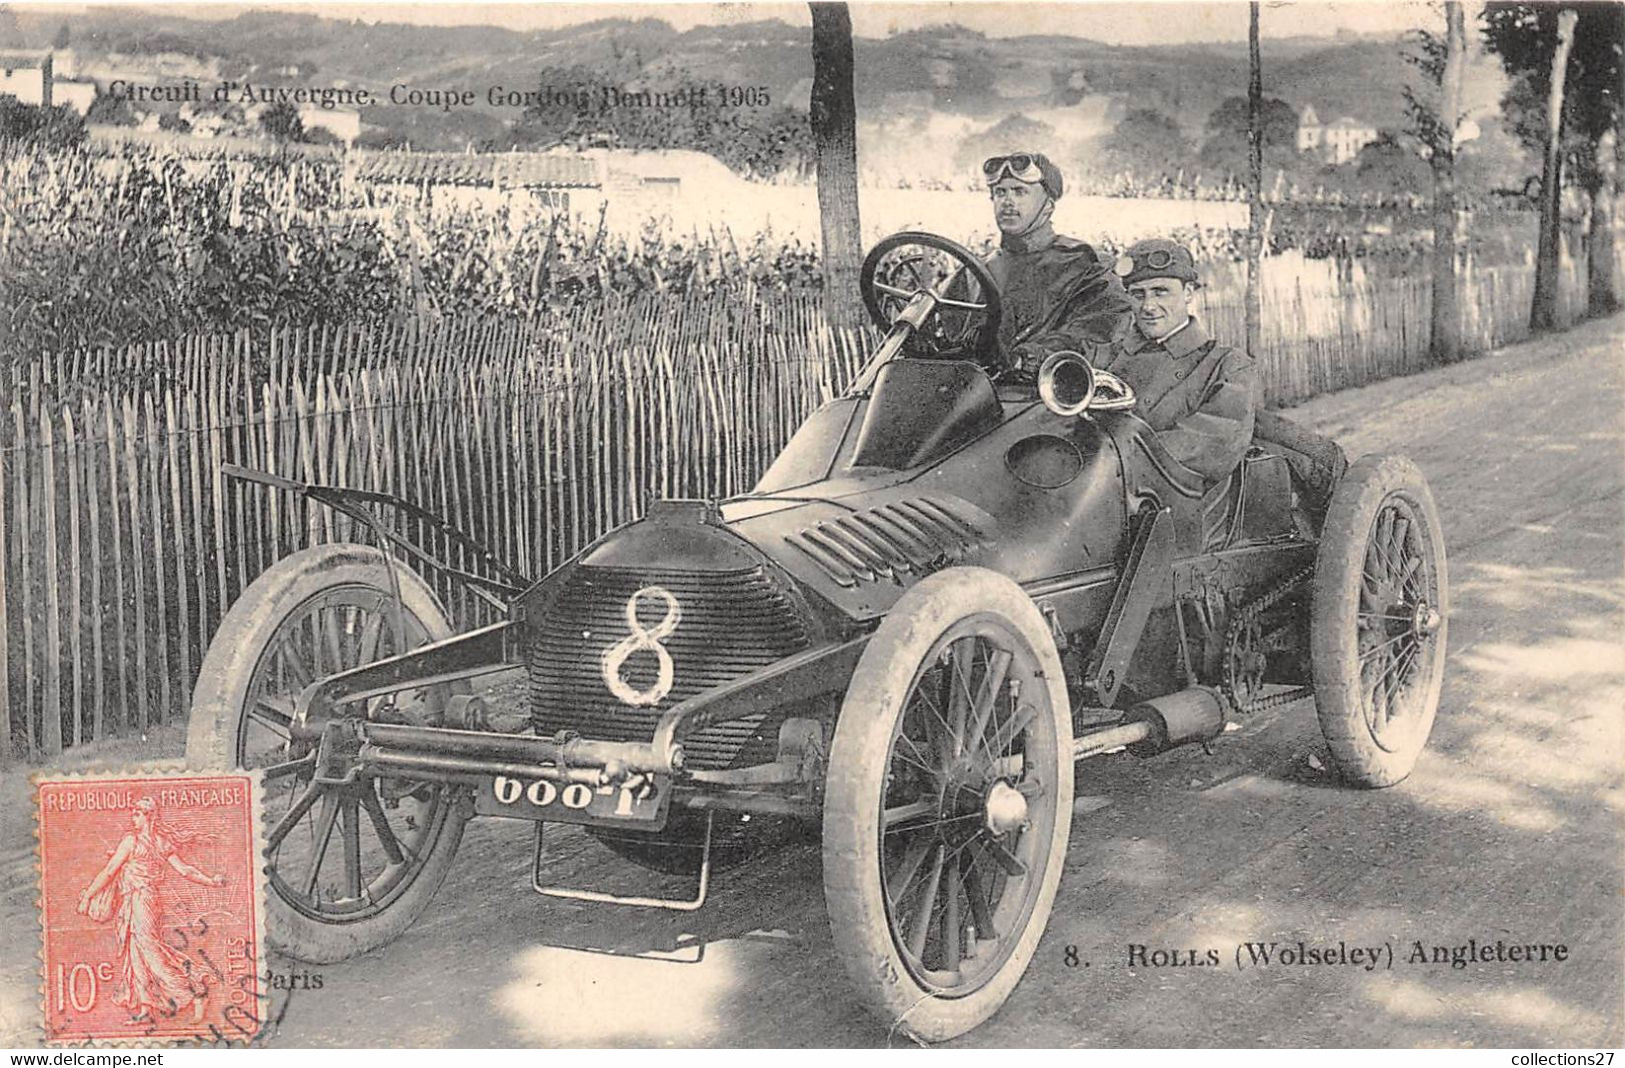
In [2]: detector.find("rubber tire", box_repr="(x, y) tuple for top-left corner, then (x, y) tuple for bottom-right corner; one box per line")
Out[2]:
(1310, 454), (1449, 787)
(186, 543), (468, 963)
(822, 567), (1073, 1043)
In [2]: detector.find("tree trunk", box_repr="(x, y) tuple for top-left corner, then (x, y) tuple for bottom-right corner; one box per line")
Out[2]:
(809, 2), (863, 332)
(1617, 54), (1625, 311)
(1589, 7), (1625, 318)
(1532, 7), (1579, 333)
(1429, 1), (1466, 362)
(1245, 1), (1262, 357)
(1587, 126), (1618, 317)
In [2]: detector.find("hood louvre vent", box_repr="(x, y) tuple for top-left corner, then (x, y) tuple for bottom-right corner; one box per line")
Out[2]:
(785, 498), (986, 587)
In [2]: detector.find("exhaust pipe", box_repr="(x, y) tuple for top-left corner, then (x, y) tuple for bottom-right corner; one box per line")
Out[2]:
(1071, 686), (1228, 761)
(1123, 686), (1227, 756)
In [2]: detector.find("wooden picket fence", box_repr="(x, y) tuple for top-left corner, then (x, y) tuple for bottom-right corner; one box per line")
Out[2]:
(0, 295), (869, 761)
(0, 247), (1605, 761)
(1197, 245), (1593, 406)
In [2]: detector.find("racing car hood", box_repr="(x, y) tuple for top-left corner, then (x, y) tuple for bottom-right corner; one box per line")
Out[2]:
(519, 358), (1128, 630)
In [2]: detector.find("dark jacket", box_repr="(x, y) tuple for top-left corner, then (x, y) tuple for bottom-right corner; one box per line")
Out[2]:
(1097, 317), (1257, 484)
(984, 222), (1134, 374)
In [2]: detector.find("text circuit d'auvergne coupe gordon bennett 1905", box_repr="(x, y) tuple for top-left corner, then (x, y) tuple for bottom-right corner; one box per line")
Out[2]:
(188, 230), (1449, 1043)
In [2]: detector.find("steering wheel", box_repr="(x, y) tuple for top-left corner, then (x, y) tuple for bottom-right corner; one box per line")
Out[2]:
(859, 231), (1002, 359)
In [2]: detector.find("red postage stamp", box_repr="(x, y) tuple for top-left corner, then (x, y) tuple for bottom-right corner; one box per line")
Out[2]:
(35, 771), (264, 1046)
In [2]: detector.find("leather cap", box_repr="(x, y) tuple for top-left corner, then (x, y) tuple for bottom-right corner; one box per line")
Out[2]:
(1114, 238), (1199, 286)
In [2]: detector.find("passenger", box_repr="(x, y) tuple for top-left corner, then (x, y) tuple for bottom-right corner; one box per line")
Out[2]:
(979, 152), (1134, 378)
(1098, 239), (1257, 486)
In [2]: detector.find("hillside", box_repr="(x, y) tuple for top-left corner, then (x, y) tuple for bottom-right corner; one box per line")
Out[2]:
(1, 6), (1502, 161)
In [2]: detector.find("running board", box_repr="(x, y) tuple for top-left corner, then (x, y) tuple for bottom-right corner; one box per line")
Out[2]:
(530, 812), (713, 912)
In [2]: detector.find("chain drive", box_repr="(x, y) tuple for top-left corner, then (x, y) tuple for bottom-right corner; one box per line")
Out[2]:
(1221, 565), (1316, 716)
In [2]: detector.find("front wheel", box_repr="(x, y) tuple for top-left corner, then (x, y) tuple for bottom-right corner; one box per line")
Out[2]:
(186, 543), (467, 963)
(1310, 454), (1449, 787)
(822, 568), (1073, 1042)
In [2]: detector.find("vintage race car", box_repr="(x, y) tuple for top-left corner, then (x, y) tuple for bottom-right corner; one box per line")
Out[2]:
(188, 231), (1449, 1041)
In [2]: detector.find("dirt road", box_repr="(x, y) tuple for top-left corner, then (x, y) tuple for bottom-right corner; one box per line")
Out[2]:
(4, 317), (1621, 1048)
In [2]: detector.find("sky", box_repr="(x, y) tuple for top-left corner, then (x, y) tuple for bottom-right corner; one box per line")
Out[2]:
(10, 0), (1440, 46)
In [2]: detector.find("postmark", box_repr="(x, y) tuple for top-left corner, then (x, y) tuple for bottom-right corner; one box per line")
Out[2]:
(35, 771), (264, 1046)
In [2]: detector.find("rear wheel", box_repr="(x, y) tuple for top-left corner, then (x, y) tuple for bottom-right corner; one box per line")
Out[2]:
(1310, 455), (1448, 787)
(186, 544), (467, 962)
(823, 568), (1072, 1042)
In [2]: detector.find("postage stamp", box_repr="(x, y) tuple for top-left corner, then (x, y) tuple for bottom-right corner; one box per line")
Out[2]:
(35, 772), (264, 1046)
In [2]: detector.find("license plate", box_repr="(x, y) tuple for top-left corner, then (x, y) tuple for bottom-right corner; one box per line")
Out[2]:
(474, 773), (671, 829)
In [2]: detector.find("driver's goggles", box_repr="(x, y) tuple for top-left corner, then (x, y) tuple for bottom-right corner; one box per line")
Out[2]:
(982, 153), (1045, 184)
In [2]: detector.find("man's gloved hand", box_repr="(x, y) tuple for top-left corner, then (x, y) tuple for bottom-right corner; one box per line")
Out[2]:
(1004, 344), (1047, 382)
(1007, 341), (1106, 382)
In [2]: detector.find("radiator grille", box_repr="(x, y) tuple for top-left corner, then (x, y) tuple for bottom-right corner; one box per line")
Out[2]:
(528, 564), (810, 770)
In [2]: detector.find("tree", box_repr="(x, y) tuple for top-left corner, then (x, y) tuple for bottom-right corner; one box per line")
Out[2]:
(1246, 1), (1262, 360)
(52, 22), (70, 49)
(1592, 94), (1620, 316)
(810, 2), (862, 329)
(1482, 3), (1622, 324)
(1200, 94), (1299, 177)
(260, 100), (304, 143)
(715, 107), (815, 180)
(1583, 5), (1625, 316)
(511, 65), (812, 179)
(85, 91), (136, 127)
(957, 114), (1057, 175)
(1405, 2), (1468, 361)
(1534, 7), (1579, 332)
(1097, 107), (1192, 182)
(1350, 132), (1432, 196)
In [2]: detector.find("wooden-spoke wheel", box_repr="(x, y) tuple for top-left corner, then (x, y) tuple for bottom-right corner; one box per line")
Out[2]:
(248, 586), (452, 924)
(188, 544), (467, 962)
(880, 626), (1060, 989)
(824, 568), (1072, 1043)
(1311, 455), (1449, 787)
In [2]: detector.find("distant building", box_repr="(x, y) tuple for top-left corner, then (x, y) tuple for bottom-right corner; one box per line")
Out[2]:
(353, 150), (600, 214)
(91, 51), (221, 83)
(297, 106), (361, 146)
(1296, 104), (1379, 166)
(0, 51), (97, 114)
(585, 148), (743, 200)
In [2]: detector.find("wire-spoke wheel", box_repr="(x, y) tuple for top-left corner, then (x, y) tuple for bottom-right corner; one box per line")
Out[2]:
(187, 544), (467, 962)
(823, 568), (1072, 1043)
(1311, 455), (1449, 787)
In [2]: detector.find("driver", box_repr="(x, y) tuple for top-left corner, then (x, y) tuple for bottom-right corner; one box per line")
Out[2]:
(1097, 238), (1256, 485)
(980, 152), (1134, 378)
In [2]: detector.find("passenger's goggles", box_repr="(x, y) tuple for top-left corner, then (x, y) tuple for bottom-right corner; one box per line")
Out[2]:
(1132, 249), (1178, 271)
(982, 153), (1045, 184)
